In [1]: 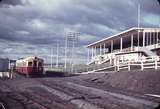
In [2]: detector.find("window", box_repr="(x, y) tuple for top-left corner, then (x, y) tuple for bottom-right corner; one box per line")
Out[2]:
(33, 61), (37, 67)
(28, 62), (32, 66)
(38, 62), (42, 66)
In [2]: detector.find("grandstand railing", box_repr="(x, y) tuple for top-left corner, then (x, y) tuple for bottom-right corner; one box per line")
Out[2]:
(44, 56), (160, 74)
(116, 56), (160, 71)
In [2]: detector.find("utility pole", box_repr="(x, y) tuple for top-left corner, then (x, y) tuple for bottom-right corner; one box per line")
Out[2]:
(71, 37), (75, 72)
(64, 33), (68, 70)
(56, 40), (59, 68)
(50, 48), (53, 69)
(137, 4), (140, 48)
(70, 32), (80, 73)
(65, 32), (80, 72)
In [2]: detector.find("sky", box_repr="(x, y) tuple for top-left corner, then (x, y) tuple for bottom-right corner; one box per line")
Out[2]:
(0, 0), (159, 64)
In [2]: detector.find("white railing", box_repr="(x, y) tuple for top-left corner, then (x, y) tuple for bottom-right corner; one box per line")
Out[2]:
(145, 43), (160, 50)
(116, 56), (160, 71)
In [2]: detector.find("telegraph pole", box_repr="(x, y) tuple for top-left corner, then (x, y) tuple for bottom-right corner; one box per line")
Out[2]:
(50, 48), (53, 69)
(56, 40), (59, 68)
(64, 32), (80, 72)
(70, 32), (80, 73)
(137, 4), (140, 48)
(71, 37), (75, 72)
(64, 33), (68, 70)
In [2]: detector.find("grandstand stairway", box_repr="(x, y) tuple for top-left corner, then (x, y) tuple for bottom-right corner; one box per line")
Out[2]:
(138, 47), (156, 56)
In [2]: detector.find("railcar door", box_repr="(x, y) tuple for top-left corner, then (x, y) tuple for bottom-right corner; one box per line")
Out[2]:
(27, 61), (32, 74)
(32, 60), (38, 73)
(38, 61), (43, 74)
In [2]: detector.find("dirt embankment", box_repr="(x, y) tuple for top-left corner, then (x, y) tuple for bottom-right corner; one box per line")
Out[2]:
(0, 69), (160, 109)
(67, 69), (160, 95)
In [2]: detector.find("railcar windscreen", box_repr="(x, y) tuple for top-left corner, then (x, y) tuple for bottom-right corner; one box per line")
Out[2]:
(28, 62), (32, 66)
(38, 62), (42, 66)
(33, 61), (37, 67)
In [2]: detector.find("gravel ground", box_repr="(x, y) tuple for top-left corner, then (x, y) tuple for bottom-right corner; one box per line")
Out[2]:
(0, 69), (160, 109)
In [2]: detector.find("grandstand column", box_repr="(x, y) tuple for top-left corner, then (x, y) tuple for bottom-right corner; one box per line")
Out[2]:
(153, 32), (156, 44)
(156, 31), (159, 44)
(156, 31), (159, 48)
(131, 34), (133, 51)
(120, 37), (123, 52)
(100, 44), (102, 55)
(149, 32), (152, 45)
(103, 43), (106, 54)
(94, 46), (97, 56)
(146, 32), (148, 46)
(155, 32), (157, 44)
(143, 31), (145, 47)
(111, 40), (113, 53)
(87, 48), (90, 63)
(138, 30), (139, 48)
(91, 47), (94, 59)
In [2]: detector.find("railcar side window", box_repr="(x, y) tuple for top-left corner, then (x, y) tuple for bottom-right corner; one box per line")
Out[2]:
(34, 61), (37, 67)
(28, 62), (32, 66)
(38, 62), (42, 66)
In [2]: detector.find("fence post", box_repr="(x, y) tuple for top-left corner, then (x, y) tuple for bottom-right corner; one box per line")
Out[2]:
(117, 64), (119, 71)
(117, 59), (120, 72)
(155, 59), (158, 70)
(141, 60), (144, 71)
(114, 66), (117, 71)
(128, 61), (130, 71)
(86, 65), (89, 72)
(110, 57), (112, 64)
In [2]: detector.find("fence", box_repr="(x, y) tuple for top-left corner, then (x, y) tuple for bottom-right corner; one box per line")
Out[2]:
(44, 56), (160, 74)
(116, 56), (160, 71)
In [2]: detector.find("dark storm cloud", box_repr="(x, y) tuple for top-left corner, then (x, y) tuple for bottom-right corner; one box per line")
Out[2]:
(133, 0), (160, 15)
(0, 0), (23, 6)
(0, 0), (159, 44)
(158, 0), (160, 5)
(0, 0), (159, 62)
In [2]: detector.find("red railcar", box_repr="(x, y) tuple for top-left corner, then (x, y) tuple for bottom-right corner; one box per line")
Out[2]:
(16, 56), (44, 77)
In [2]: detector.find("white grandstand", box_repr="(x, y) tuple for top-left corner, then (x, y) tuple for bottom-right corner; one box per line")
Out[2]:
(87, 27), (160, 71)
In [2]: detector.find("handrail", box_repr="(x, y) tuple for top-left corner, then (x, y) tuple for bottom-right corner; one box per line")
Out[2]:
(116, 56), (160, 71)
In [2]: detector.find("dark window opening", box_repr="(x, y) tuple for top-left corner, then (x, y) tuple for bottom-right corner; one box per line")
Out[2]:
(28, 62), (32, 66)
(38, 62), (42, 66)
(34, 61), (37, 67)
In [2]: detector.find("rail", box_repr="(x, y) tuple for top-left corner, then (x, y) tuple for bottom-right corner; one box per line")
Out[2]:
(116, 56), (160, 71)
(0, 102), (6, 109)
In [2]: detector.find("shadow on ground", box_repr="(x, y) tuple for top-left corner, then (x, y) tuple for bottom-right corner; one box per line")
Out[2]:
(28, 71), (79, 78)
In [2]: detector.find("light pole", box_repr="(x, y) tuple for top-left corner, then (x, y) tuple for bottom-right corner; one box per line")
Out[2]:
(50, 48), (53, 69)
(64, 33), (68, 70)
(56, 40), (59, 68)
(64, 32), (80, 72)
(137, 4), (140, 48)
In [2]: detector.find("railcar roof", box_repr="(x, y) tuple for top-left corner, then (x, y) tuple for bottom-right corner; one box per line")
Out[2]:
(17, 56), (43, 62)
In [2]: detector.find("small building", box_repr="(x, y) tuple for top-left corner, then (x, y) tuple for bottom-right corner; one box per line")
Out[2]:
(87, 27), (160, 66)
(0, 58), (12, 78)
(0, 58), (9, 72)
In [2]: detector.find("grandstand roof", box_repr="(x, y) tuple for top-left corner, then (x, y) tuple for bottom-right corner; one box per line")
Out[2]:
(87, 27), (160, 48)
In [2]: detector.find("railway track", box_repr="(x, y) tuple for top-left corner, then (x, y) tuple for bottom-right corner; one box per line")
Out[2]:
(1, 74), (159, 109)
(0, 88), (76, 109)
(0, 78), (76, 109)
(35, 79), (159, 109)
(0, 91), (47, 109)
(0, 102), (6, 109)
